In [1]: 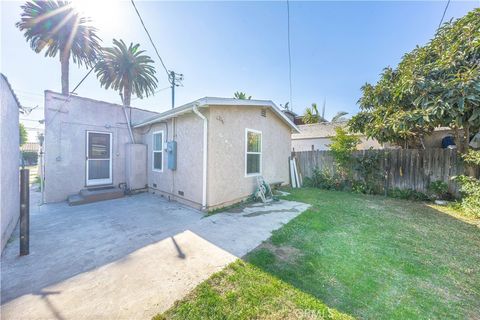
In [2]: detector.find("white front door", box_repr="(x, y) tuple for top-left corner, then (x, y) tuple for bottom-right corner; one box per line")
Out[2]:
(86, 131), (113, 186)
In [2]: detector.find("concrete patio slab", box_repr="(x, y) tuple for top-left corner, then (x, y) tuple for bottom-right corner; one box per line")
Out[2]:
(1, 191), (309, 319)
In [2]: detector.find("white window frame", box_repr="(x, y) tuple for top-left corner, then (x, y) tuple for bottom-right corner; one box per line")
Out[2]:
(245, 128), (262, 177)
(152, 130), (164, 172)
(86, 130), (113, 186)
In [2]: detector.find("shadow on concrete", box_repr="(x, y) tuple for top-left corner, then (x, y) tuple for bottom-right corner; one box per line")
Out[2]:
(33, 290), (64, 320)
(171, 236), (186, 259)
(1, 191), (308, 311)
(0, 193), (204, 304)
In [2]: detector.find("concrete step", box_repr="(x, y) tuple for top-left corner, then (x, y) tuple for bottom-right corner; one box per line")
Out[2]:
(68, 187), (124, 206)
(67, 194), (87, 206)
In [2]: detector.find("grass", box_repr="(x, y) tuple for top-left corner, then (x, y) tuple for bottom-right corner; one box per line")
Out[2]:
(156, 188), (480, 319)
(155, 260), (352, 320)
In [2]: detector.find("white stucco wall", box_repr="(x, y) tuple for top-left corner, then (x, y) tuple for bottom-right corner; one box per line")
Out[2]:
(137, 112), (205, 208)
(292, 136), (383, 151)
(44, 91), (157, 202)
(292, 137), (333, 151)
(207, 106), (292, 208)
(1, 75), (20, 253)
(137, 104), (293, 210)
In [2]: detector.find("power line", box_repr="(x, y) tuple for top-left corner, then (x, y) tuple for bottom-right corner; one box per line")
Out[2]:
(130, 0), (170, 78)
(130, 0), (184, 109)
(438, 0), (451, 29)
(45, 65), (96, 126)
(286, 0), (293, 109)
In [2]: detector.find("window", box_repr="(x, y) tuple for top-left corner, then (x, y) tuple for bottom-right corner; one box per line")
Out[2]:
(152, 131), (163, 171)
(245, 129), (262, 176)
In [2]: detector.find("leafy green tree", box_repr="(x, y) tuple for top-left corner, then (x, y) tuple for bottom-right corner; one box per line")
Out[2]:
(329, 126), (360, 179)
(233, 91), (251, 100)
(19, 123), (28, 147)
(16, 1), (101, 95)
(95, 39), (158, 107)
(349, 9), (480, 152)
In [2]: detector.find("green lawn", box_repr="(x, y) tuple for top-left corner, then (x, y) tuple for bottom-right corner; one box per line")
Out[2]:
(157, 188), (480, 319)
(156, 260), (351, 320)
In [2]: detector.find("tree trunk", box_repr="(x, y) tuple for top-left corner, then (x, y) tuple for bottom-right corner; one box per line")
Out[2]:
(419, 134), (426, 150)
(123, 85), (131, 107)
(60, 49), (70, 95)
(453, 127), (461, 151)
(464, 123), (470, 154)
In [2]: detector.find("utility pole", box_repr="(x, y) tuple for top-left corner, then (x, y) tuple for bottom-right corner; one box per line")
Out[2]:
(322, 98), (326, 120)
(169, 71), (184, 109)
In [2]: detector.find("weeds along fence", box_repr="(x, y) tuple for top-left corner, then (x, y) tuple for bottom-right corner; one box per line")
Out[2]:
(292, 148), (480, 194)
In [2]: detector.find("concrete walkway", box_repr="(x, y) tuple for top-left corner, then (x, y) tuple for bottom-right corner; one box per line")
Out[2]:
(1, 192), (309, 319)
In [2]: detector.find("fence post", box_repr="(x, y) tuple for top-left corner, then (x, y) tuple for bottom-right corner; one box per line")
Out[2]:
(20, 168), (30, 256)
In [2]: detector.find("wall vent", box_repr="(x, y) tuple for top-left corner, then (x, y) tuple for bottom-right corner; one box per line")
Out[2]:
(152, 183), (157, 188)
(261, 109), (267, 117)
(178, 190), (184, 196)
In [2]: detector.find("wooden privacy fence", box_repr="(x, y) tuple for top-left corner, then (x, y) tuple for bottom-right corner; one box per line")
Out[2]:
(292, 148), (479, 194)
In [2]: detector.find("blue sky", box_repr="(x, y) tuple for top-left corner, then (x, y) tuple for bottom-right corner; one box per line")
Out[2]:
(1, 1), (478, 139)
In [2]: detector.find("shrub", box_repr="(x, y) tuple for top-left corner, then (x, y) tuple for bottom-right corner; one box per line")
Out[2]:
(462, 150), (480, 166)
(351, 181), (370, 194)
(388, 188), (430, 201)
(427, 181), (449, 200)
(21, 151), (38, 165)
(353, 151), (384, 194)
(453, 150), (480, 218)
(455, 175), (480, 218)
(303, 168), (345, 191)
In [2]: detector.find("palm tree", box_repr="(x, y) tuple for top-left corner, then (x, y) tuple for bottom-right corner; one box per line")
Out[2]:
(234, 91), (251, 100)
(303, 107), (317, 124)
(331, 111), (349, 123)
(16, 1), (101, 95)
(94, 39), (158, 107)
(303, 103), (327, 124)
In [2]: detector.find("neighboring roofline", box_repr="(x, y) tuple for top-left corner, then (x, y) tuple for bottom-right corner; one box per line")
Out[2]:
(133, 97), (300, 132)
(1, 73), (24, 112)
(296, 121), (348, 128)
(45, 90), (160, 114)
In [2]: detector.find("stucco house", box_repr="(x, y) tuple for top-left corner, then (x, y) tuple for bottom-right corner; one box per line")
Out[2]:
(44, 91), (158, 203)
(292, 122), (382, 152)
(44, 92), (299, 210)
(1, 74), (22, 253)
(291, 121), (461, 152)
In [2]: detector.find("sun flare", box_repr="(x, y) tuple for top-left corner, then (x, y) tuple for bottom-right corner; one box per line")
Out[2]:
(71, 0), (120, 29)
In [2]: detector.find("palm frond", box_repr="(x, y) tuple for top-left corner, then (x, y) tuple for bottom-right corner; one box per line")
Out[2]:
(16, 1), (101, 66)
(95, 38), (158, 103)
(331, 111), (349, 123)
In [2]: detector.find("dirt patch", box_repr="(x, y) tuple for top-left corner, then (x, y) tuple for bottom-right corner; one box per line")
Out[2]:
(258, 242), (303, 263)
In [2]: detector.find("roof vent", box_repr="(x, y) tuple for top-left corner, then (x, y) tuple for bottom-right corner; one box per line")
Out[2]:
(261, 109), (267, 117)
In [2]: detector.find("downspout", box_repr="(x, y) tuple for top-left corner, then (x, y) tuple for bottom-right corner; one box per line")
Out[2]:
(193, 105), (207, 209)
(120, 93), (135, 143)
(123, 107), (135, 143)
